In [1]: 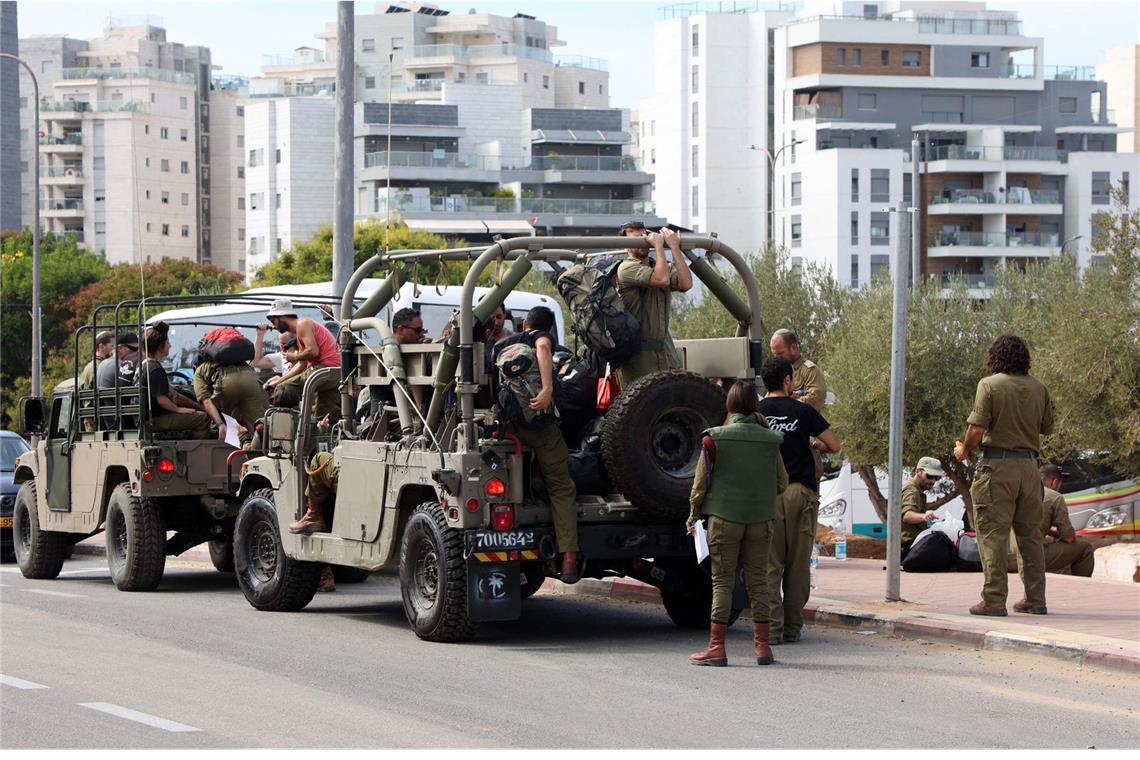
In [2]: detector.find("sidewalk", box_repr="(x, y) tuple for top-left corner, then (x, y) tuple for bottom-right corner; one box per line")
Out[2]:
(549, 557), (1140, 674)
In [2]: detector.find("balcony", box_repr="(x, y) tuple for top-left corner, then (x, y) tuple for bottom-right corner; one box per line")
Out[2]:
(928, 188), (1062, 215)
(924, 145), (1066, 164)
(793, 104), (843, 121)
(41, 198), (85, 216)
(928, 230), (1061, 258)
(39, 134), (83, 154)
(40, 165), (84, 185)
(554, 55), (608, 71)
(41, 99), (149, 114)
(404, 43), (553, 67)
(59, 66), (195, 85)
(363, 151), (644, 176)
(1001, 64), (1097, 81)
(378, 196), (655, 217)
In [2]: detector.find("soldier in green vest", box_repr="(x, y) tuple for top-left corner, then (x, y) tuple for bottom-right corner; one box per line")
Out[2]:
(687, 381), (788, 667)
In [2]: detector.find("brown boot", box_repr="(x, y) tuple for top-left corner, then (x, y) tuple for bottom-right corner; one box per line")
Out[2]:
(690, 623), (728, 667)
(753, 622), (774, 666)
(559, 551), (580, 584)
(288, 500), (327, 534)
(969, 601), (1008, 617)
(1013, 599), (1047, 615)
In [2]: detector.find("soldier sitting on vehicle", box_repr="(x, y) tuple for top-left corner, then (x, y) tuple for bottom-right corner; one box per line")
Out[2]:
(263, 298), (343, 424)
(96, 331), (140, 388)
(79, 331), (114, 390)
(138, 322), (212, 438)
(194, 350), (270, 449)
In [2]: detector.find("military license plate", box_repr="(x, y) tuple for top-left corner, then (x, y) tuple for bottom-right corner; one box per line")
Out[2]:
(467, 529), (536, 551)
(0, 517), (12, 528)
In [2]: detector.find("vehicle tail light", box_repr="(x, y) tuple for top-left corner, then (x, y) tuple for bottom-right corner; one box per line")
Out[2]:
(465, 498), (480, 513)
(157, 458), (176, 474)
(484, 478), (506, 497)
(491, 504), (515, 532)
(142, 470), (153, 482)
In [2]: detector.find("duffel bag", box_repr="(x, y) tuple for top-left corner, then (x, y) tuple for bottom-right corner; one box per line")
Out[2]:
(902, 531), (957, 573)
(567, 449), (613, 496)
(955, 530), (983, 572)
(198, 327), (255, 365)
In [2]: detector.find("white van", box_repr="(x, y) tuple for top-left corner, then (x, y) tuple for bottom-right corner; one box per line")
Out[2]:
(817, 464), (964, 539)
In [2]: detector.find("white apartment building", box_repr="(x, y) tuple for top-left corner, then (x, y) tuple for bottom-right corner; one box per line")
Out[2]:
(1097, 43), (1139, 153)
(208, 78), (248, 273)
(243, 96), (335, 275)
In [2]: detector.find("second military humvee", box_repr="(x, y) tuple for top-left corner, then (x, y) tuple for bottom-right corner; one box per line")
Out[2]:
(234, 234), (767, 641)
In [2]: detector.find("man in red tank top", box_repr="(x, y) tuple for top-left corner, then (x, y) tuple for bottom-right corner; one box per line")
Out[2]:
(265, 298), (343, 433)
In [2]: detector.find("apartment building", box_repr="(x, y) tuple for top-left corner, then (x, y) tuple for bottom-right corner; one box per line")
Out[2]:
(208, 77), (248, 273)
(16, 19), (216, 265)
(1, 1), (20, 231)
(1097, 43), (1139, 153)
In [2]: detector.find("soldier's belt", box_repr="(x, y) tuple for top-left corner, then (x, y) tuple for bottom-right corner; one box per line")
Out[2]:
(979, 447), (1037, 460)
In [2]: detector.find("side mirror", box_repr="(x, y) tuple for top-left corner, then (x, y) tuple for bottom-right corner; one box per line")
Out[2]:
(263, 407), (297, 457)
(19, 397), (46, 436)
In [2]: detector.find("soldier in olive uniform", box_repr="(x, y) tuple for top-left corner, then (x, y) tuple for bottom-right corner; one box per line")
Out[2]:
(614, 222), (693, 388)
(954, 334), (1054, 616)
(78, 331), (114, 390)
(295, 450), (340, 591)
(1006, 464), (1094, 577)
(769, 329), (826, 412)
(901, 457), (945, 557)
(688, 381), (788, 667)
(194, 357), (270, 448)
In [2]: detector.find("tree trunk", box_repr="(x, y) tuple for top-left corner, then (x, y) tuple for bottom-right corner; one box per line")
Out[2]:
(854, 464), (889, 523)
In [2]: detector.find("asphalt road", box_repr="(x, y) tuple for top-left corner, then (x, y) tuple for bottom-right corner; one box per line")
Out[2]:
(1, 556), (1137, 749)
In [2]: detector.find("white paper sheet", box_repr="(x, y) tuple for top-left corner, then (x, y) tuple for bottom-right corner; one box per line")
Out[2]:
(222, 413), (241, 448)
(693, 519), (710, 564)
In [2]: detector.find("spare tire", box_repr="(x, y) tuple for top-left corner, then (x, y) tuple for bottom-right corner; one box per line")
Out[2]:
(602, 371), (726, 522)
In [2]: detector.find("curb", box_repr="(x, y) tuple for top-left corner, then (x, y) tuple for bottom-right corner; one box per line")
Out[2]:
(543, 576), (1140, 675)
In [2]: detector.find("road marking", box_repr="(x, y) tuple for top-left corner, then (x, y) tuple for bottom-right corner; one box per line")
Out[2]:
(25, 589), (85, 598)
(0, 674), (49, 690)
(79, 702), (202, 733)
(59, 568), (111, 576)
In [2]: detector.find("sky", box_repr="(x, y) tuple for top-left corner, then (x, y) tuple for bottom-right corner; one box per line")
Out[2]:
(14, 0), (1140, 110)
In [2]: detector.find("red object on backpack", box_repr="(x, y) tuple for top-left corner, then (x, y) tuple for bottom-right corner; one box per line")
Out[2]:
(596, 363), (618, 413)
(201, 327), (245, 344)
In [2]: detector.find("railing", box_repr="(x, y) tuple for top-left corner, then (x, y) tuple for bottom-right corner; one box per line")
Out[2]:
(531, 154), (642, 171)
(1090, 110), (1116, 125)
(793, 104), (843, 121)
(659, 1), (800, 19)
(41, 99), (150, 113)
(39, 134), (83, 146)
(783, 13), (1022, 35)
(378, 196), (656, 216)
(924, 145), (1066, 162)
(554, 55), (608, 71)
(929, 189), (1061, 205)
(940, 273), (993, 288)
(406, 43), (553, 63)
(61, 228), (85, 242)
(59, 66), (195, 85)
(931, 231), (1061, 247)
(1001, 64), (1097, 81)
(42, 198), (84, 211)
(392, 79), (445, 93)
(40, 166), (84, 178)
(364, 151), (642, 172)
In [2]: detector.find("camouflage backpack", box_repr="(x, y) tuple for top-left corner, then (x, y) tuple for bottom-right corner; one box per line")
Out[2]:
(495, 336), (557, 429)
(555, 261), (642, 365)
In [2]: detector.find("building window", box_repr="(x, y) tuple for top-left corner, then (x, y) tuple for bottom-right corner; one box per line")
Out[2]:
(851, 169), (859, 201)
(180, 161), (190, 174)
(651, 148), (656, 165)
(691, 65), (699, 93)
(365, 76), (376, 89)
(651, 120), (656, 137)
(1123, 171), (1130, 196)
(852, 48), (862, 66)
(145, 190), (151, 200)
(275, 193), (282, 209)
(391, 37), (404, 51)
(691, 145), (699, 177)
(235, 134), (244, 149)
(880, 50), (889, 66)
(19, 96), (27, 108)
(180, 96), (188, 110)
(599, 84), (603, 95)
(850, 255), (859, 287)
(276, 238), (283, 253)
(692, 24), (699, 55)
(144, 124), (150, 135)
(161, 191), (169, 204)
(901, 51), (922, 68)
(161, 223), (170, 236)
(238, 227), (245, 241)
(237, 166), (245, 179)
(275, 149), (281, 164)
(161, 159), (170, 172)
(790, 173), (802, 205)
(870, 169), (890, 202)
(160, 127), (169, 139)
(692, 185), (699, 214)
(836, 47), (846, 66)
(1059, 97), (1078, 114)
(249, 194), (258, 210)
(179, 128), (188, 142)
(903, 173), (912, 203)
(145, 157), (151, 168)
(146, 222), (151, 232)
(181, 225), (190, 238)
(474, 72), (488, 85)
(523, 72), (528, 83)
(1091, 172), (1110, 204)
(791, 215), (802, 246)
(362, 38), (375, 52)
(870, 254), (889, 280)
(578, 81), (585, 95)
(238, 197), (245, 210)
(236, 105), (244, 117)
(181, 192), (189, 206)
(971, 52), (990, 68)
(870, 212), (890, 245)
(248, 149), (259, 167)
(851, 212), (859, 244)
(691, 101), (699, 137)
(20, 161), (27, 173)
(542, 75), (550, 89)
(151, 92), (156, 103)
(858, 93), (877, 110)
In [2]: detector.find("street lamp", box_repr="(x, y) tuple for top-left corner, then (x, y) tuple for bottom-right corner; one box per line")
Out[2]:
(749, 138), (805, 244)
(1, 52), (42, 399)
(1061, 233), (1082, 254)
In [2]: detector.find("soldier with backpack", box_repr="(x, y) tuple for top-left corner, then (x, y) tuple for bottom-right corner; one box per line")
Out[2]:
(493, 306), (580, 583)
(193, 327), (269, 447)
(614, 222), (693, 388)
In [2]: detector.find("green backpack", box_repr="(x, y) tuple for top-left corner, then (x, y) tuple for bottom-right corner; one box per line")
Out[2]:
(495, 337), (556, 429)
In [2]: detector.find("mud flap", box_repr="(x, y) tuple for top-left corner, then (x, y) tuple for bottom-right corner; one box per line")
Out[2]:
(466, 556), (522, 623)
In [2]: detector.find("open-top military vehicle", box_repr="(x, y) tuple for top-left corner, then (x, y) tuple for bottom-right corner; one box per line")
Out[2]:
(233, 234), (766, 641)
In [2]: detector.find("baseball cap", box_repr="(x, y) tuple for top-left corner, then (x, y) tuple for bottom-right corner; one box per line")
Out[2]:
(917, 457), (946, 478)
(116, 331), (139, 349)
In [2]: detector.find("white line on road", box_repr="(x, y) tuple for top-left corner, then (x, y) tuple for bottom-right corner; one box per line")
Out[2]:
(25, 589), (85, 598)
(79, 702), (202, 733)
(0, 674), (50, 690)
(59, 568), (111, 576)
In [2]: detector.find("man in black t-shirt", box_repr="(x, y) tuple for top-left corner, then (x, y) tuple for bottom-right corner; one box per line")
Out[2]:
(758, 356), (842, 645)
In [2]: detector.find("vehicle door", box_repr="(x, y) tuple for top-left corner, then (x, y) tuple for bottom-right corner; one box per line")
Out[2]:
(44, 392), (75, 511)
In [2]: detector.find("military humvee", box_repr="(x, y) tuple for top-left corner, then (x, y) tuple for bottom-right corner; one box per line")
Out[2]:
(234, 234), (766, 641)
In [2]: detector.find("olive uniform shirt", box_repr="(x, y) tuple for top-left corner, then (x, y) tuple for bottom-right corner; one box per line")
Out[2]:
(616, 253), (683, 369)
(1007, 486), (1075, 560)
(900, 479), (928, 548)
(78, 357), (102, 390)
(966, 372), (1054, 451)
(792, 358), (826, 413)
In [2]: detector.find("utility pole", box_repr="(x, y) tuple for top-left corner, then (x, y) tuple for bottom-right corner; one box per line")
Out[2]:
(2, 52), (42, 398)
(911, 137), (921, 285)
(331, 1), (354, 296)
(885, 200), (910, 602)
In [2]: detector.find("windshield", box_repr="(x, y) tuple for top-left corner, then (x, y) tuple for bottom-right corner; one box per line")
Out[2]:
(0, 435), (30, 471)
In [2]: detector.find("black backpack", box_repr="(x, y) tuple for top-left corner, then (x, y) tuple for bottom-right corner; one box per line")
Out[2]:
(556, 262), (642, 364)
(902, 531), (957, 573)
(493, 331), (557, 429)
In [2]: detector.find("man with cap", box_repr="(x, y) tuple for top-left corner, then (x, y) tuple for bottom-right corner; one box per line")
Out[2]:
(1006, 464), (1094, 577)
(79, 331), (115, 389)
(614, 221), (693, 388)
(264, 298), (343, 440)
(96, 332), (141, 388)
(901, 457), (946, 558)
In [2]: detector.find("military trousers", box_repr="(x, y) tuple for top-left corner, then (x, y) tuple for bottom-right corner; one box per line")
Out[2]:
(298, 367), (342, 425)
(707, 515), (773, 624)
(512, 423), (578, 553)
(305, 451), (339, 505)
(200, 367), (269, 446)
(1007, 538), (1096, 578)
(151, 410), (212, 439)
(972, 459), (1046, 608)
(767, 482), (819, 637)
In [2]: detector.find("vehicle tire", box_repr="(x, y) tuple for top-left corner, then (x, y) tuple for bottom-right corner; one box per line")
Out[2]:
(331, 565), (370, 584)
(208, 538), (235, 573)
(519, 564), (545, 599)
(13, 481), (67, 580)
(234, 488), (321, 611)
(602, 371), (726, 521)
(105, 483), (167, 591)
(399, 501), (476, 642)
(656, 557), (742, 629)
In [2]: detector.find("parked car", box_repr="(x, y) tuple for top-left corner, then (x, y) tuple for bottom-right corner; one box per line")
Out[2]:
(1, 431), (32, 557)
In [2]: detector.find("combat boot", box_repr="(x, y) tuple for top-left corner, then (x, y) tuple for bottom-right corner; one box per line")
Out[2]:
(288, 500), (328, 534)
(1013, 599), (1047, 615)
(690, 623), (728, 667)
(753, 622), (774, 665)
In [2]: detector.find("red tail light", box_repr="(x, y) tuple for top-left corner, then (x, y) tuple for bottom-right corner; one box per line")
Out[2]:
(465, 498), (480, 513)
(484, 478), (506, 497)
(491, 504), (515, 532)
(142, 470), (153, 482)
(157, 458), (176, 474)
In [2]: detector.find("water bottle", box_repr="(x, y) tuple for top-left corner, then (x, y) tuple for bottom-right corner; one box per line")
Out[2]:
(809, 543), (820, 589)
(834, 521), (848, 562)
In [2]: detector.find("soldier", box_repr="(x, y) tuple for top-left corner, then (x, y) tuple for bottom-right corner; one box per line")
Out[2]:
(901, 457), (945, 558)
(614, 222), (693, 388)
(290, 449), (340, 592)
(78, 331), (114, 389)
(954, 334), (1054, 616)
(759, 356), (841, 644)
(137, 322), (212, 438)
(194, 354), (270, 448)
(264, 298), (342, 425)
(96, 331), (140, 388)
(769, 329), (826, 412)
(1007, 464), (1094, 577)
